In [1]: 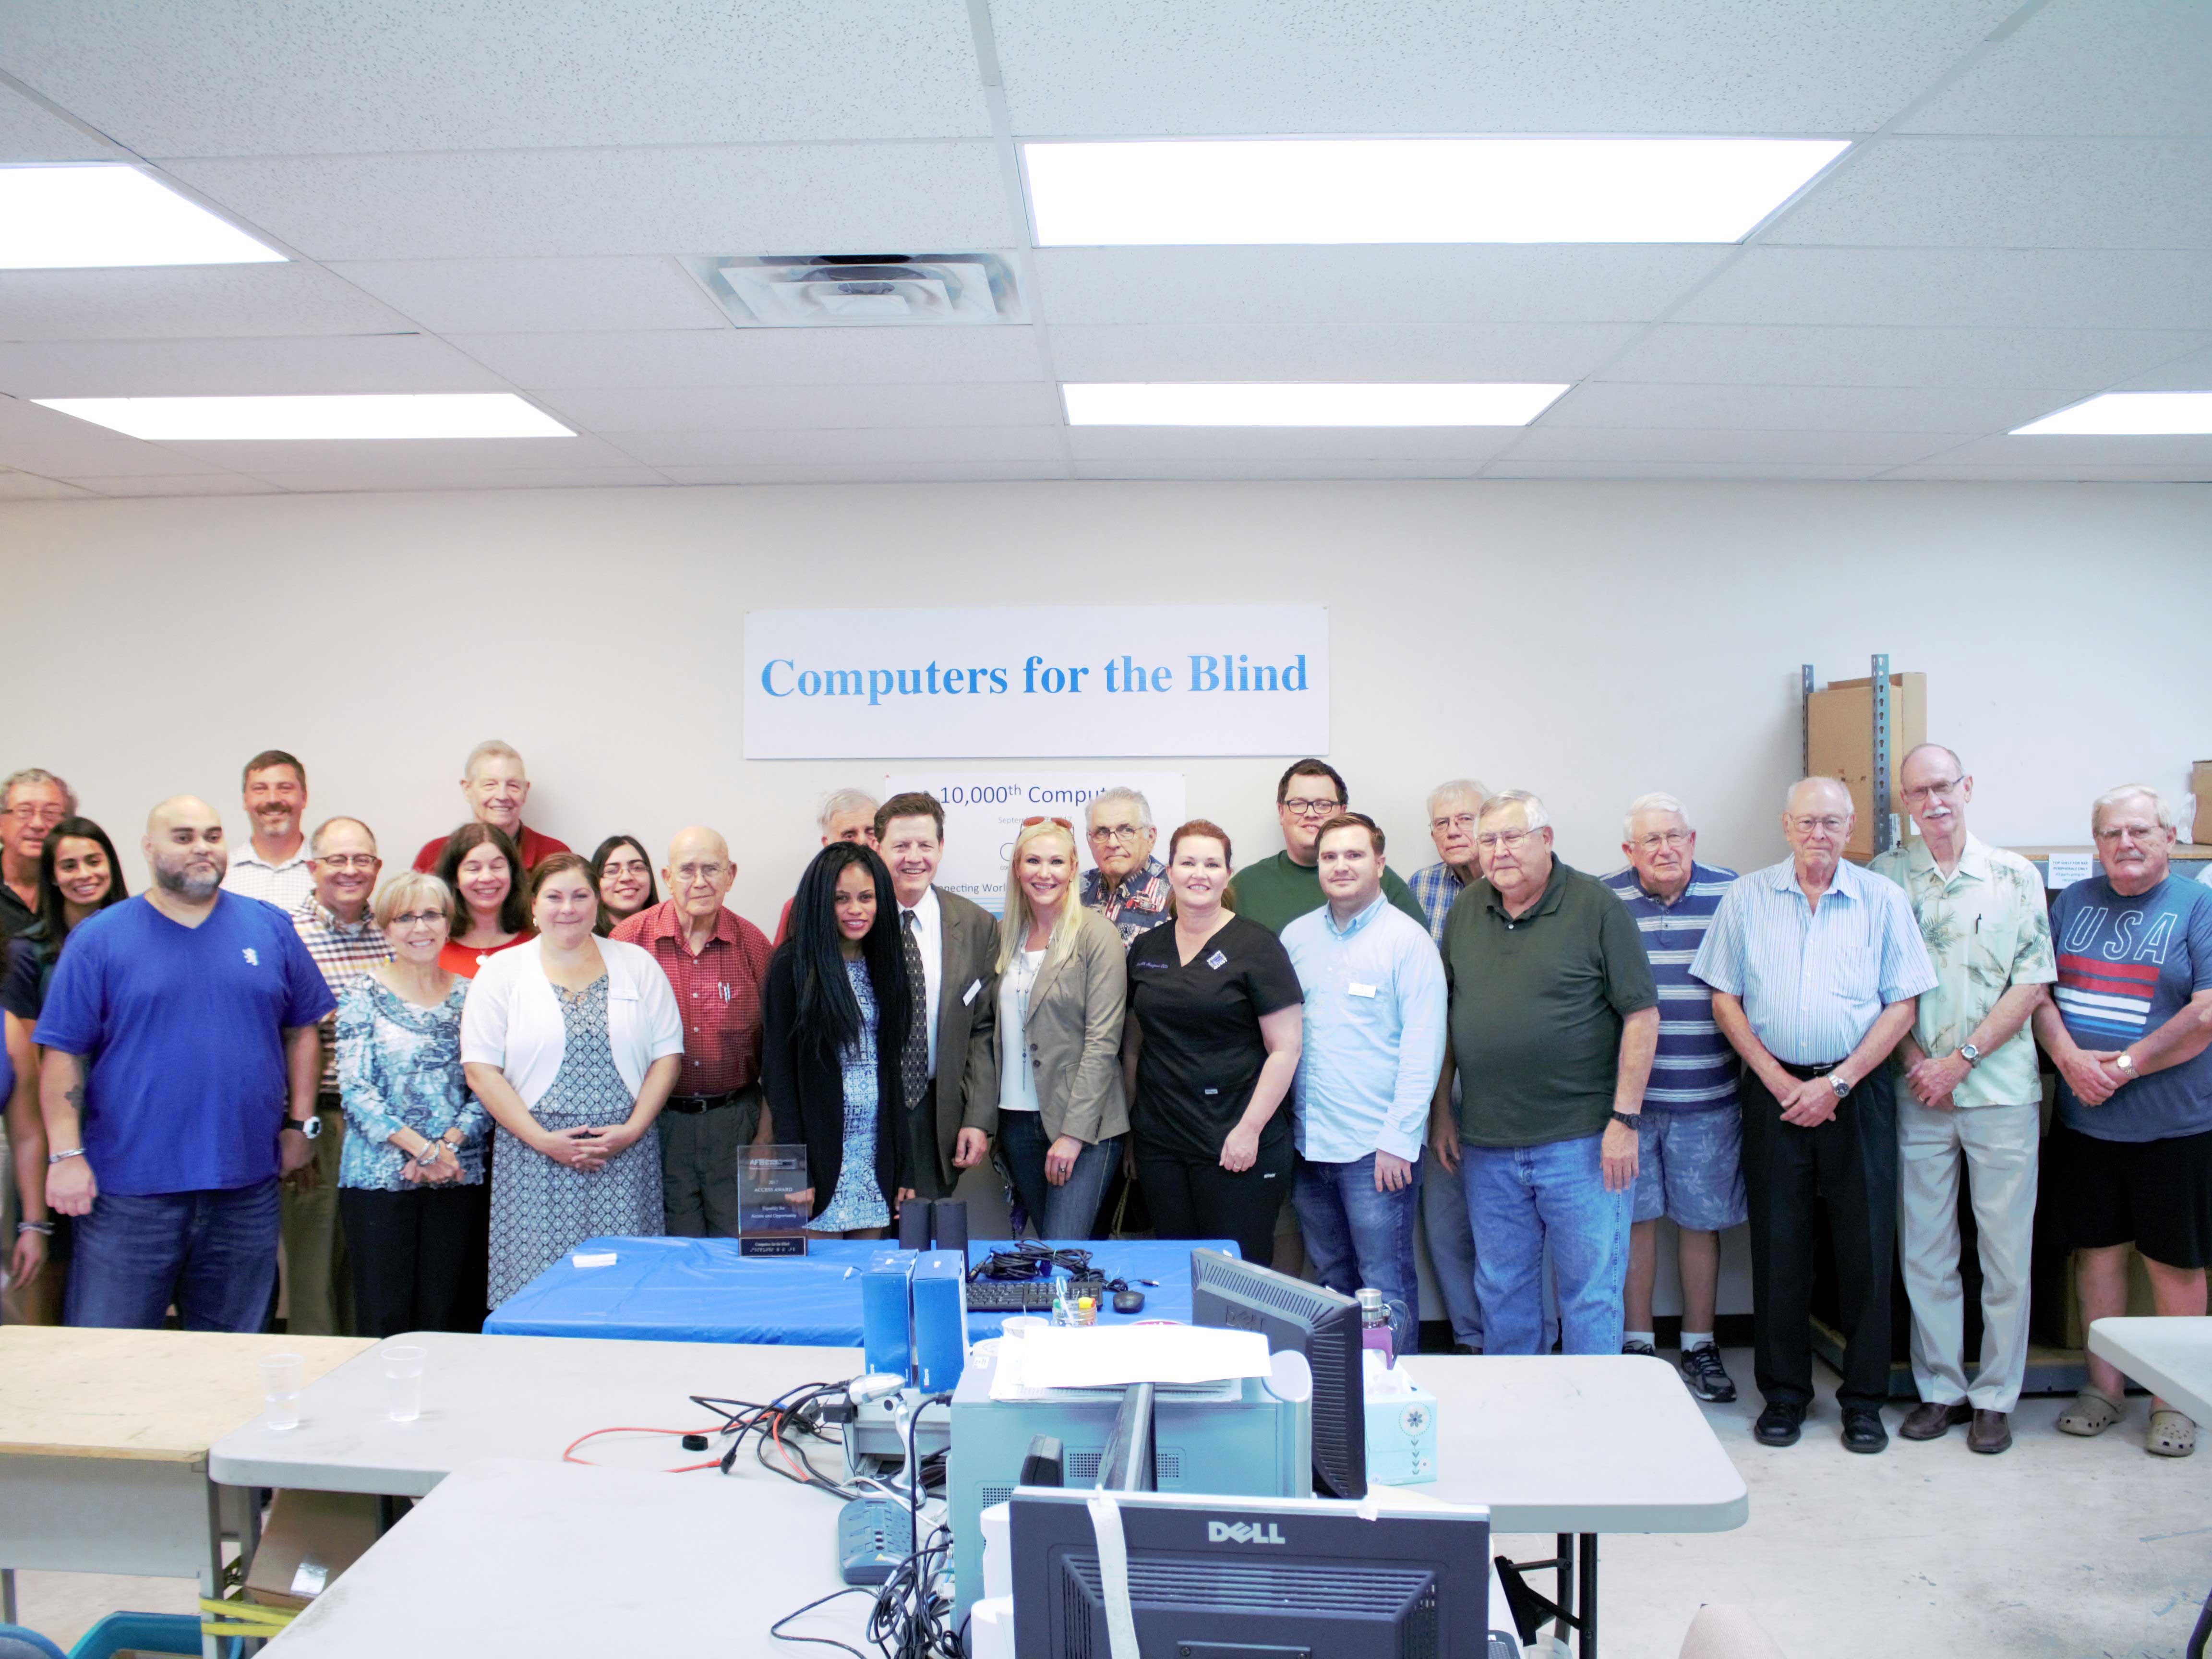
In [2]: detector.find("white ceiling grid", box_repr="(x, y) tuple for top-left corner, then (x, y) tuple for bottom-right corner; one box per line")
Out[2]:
(0, 0), (2207, 496)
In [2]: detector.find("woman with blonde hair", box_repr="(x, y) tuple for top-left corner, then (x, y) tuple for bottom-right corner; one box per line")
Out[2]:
(989, 816), (1130, 1239)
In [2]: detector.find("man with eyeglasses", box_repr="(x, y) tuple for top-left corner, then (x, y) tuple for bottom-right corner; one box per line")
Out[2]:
(1601, 793), (1745, 1403)
(1692, 777), (1936, 1454)
(1224, 758), (1428, 937)
(2033, 785), (2212, 1458)
(611, 826), (774, 1237)
(284, 816), (393, 1334)
(0, 768), (76, 936)
(1431, 789), (1660, 1358)
(1868, 746), (2054, 1455)
(1080, 787), (1172, 946)
(1407, 778), (1492, 1354)
(222, 750), (315, 912)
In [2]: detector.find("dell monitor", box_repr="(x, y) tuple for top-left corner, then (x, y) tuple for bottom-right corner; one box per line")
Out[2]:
(1010, 1487), (1502, 1659)
(1190, 1247), (1365, 1499)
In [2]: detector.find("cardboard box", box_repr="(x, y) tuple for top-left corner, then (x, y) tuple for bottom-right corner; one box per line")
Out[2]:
(2192, 760), (2212, 846)
(1805, 671), (1927, 861)
(242, 1489), (382, 1611)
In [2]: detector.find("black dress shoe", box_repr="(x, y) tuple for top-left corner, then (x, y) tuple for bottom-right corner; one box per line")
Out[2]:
(1842, 1408), (1889, 1454)
(1899, 1400), (1972, 1441)
(1968, 1410), (2013, 1455)
(1754, 1403), (1803, 1446)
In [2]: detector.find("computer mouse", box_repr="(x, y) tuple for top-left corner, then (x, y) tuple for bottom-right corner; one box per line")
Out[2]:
(1112, 1290), (1145, 1315)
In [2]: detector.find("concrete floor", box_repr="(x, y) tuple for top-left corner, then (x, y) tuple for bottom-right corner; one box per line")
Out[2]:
(6, 1345), (2206, 1658)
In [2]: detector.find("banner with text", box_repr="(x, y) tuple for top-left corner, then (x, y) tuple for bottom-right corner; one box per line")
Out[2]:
(882, 770), (1186, 915)
(745, 604), (1326, 758)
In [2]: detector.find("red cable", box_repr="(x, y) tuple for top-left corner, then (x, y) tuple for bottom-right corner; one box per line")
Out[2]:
(562, 1425), (723, 1473)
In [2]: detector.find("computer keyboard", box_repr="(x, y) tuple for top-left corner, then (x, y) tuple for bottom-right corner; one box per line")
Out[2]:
(964, 1276), (1105, 1312)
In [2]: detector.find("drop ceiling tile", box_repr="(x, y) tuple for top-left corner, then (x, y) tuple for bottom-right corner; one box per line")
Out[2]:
(59, 473), (285, 496)
(325, 258), (726, 335)
(1048, 323), (1638, 383)
(156, 433), (641, 475)
(166, 144), (1011, 262)
(1768, 138), (2212, 249)
(0, 334), (511, 397)
(448, 328), (1046, 391)
(1596, 324), (2212, 389)
(1905, 433), (2212, 467)
(1899, 0), (2212, 137)
(1482, 460), (1884, 479)
(0, 396), (231, 475)
(1541, 381), (2074, 433)
(1075, 458), (1491, 479)
(236, 466), (672, 494)
(0, 0), (991, 153)
(1503, 427), (1969, 465)
(1032, 246), (1730, 327)
(1677, 248), (2212, 331)
(0, 84), (112, 161)
(0, 469), (92, 497)
(658, 461), (1069, 484)
(1065, 426), (1524, 462)
(535, 381), (1064, 433)
(992, 0), (2017, 134)
(2115, 342), (2212, 389)
(0, 264), (415, 342)
(1884, 463), (2212, 480)
(617, 425), (1069, 467)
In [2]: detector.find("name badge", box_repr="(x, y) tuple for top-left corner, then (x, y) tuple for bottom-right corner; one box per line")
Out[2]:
(1206, 950), (1228, 970)
(962, 978), (982, 1006)
(1348, 982), (1378, 998)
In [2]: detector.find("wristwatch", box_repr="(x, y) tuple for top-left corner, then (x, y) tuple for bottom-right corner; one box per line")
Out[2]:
(284, 1116), (322, 1140)
(1608, 1111), (1641, 1130)
(2115, 1052), (2136, 1075)
(1959, 1043), (1982, 1068)
(1828, 1073), (1852, 1100)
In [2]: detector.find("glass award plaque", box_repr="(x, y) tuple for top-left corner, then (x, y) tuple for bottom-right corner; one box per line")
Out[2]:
(740, 1144), (810, 1257)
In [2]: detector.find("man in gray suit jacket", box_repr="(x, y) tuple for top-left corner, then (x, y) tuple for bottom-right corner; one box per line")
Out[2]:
(875, 793), (999, 1198)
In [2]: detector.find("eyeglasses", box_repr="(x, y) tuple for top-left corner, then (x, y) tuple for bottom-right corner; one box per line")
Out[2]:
(4, 804), (64, 826)
(1632, 830), (1692, 852)
(388, 910), (447, 928)
(672, 862), (729, 883)
(314, 854), (381, 870)
(1282, 798), (1343, 819)
(1788, 815), (1849, 835)
(2093, 822), (2165, 844)
(1900, 777), (1964, 804)
(1475, 827), (1537, 851)
(1022, 816), (1073, 830)
(1089, 823), (1146, 843)
(1430, 813), (1478, 833)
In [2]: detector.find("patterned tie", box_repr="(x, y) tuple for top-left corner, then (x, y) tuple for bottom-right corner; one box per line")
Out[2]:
(899, 908), (931, 1115)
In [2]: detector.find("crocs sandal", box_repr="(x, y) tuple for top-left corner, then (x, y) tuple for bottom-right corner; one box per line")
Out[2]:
(2057, 1387), (2124, 1436)
(2148, 1408), (2197, 1457)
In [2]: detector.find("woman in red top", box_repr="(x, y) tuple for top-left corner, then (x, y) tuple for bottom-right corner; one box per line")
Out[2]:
(433, 824), (534, 979)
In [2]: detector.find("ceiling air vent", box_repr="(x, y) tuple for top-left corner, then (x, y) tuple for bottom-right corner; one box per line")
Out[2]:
(685, 252), (1026, 327)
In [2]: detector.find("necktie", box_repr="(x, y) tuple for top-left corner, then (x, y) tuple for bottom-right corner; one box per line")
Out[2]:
(899, 908), (930, 1115)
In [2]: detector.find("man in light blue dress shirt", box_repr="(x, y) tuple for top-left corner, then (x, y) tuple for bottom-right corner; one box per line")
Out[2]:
(1282, 813), (1448, 1357)
(1692, 777), (1936, 1456)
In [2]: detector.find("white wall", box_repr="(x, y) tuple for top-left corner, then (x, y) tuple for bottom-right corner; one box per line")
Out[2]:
(5, 478), (2205, 917)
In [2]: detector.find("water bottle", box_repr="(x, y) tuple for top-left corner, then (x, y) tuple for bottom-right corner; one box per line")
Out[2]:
(1356, 1286), (1394, 1365)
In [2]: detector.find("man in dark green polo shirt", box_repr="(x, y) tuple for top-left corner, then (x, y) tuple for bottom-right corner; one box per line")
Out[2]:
(1428, 789), (1659, 1357)
(1227, 757), (1429, 935)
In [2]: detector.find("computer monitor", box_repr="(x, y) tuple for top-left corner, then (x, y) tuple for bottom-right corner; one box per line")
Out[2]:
(1189, 1247), (1365, 1499)
(1009, 1487), (1499, 1659)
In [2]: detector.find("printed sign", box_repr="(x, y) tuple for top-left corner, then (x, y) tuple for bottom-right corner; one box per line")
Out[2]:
(882, 769), (1186, 915)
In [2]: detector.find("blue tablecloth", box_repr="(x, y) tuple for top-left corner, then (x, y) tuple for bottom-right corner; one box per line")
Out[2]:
(484, 1237), (1236, 1345)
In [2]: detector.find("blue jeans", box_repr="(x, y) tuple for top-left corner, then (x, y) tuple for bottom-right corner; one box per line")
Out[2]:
(1463, 1134), (1630, 1356)
(997, 1113), (1122, 1241)
(1294, 1153), (1421, 1356)
(1420, 1148), (1483, 1348)
(66, 1180), (280, 1332)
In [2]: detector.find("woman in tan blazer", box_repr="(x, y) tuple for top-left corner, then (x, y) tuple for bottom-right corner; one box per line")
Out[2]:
(989, 817), (1130, 1238)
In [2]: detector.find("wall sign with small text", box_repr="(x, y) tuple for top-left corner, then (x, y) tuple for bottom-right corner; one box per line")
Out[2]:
(744, 604), (1327, 758)
(882, 770), (1187, 915)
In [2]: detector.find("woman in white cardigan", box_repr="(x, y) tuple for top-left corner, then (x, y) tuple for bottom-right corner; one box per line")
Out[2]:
(462, 853), (684, 1307)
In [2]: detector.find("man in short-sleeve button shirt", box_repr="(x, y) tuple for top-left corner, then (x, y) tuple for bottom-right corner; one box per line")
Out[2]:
(1431, 790), (1659, 1358)
(36, 795), (333, 1332)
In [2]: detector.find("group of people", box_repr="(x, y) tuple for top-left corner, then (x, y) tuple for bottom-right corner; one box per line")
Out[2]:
(2, 739), (2207, 1464)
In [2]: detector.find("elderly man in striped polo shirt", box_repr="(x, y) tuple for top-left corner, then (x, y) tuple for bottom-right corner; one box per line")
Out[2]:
(1602, 793), (1745, 1404)
(1692, 777), (1936, 1454)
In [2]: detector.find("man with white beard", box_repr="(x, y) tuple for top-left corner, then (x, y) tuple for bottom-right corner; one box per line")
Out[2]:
(35, 795), (333, 1330)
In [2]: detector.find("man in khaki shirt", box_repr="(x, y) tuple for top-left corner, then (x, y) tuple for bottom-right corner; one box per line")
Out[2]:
(1871, 745), (2055, 1455)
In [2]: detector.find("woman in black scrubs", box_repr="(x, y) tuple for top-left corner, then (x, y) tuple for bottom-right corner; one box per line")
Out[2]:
(1121, 819), (1304, 1266)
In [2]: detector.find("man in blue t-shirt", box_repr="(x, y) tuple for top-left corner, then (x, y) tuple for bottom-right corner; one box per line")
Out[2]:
(36, 795), (334, 1332)
(2032, 785), (2212, 1452)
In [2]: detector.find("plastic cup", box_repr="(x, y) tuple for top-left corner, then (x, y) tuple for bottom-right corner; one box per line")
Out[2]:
(1002, 1315), (1047, 1339)
(384, 1344), (426, 1423)
(260, 1353), (304, 1431)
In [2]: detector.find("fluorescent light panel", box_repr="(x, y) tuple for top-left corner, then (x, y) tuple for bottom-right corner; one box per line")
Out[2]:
(0, 165), (284, 269)
(35, 394), (574, 441)
(1023, 138), (1851, 246)
(1063, 382), (1568, 427)
(2011, 392), (2212, 436)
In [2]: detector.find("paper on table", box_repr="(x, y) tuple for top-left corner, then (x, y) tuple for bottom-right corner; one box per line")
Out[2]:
(2046, 853), (2094, 890)
(1014, 1324), (1271, 1390)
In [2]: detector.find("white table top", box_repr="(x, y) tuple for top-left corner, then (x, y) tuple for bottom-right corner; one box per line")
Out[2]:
(208, 1332), (863, 1496)
(1402, 1353), (1748, 1534)
(2086, 1317), (2212, 1421)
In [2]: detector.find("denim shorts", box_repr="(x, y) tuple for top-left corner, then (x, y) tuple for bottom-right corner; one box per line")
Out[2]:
(1633, 1108), (1748, 1231)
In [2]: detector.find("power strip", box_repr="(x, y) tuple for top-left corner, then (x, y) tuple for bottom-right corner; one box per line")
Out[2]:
(837, 1495), (915, 1586)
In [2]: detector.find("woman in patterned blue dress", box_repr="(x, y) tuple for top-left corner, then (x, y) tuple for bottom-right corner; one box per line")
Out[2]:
(462, 854), (685, 1307)
(762, 842), (914, 1238)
